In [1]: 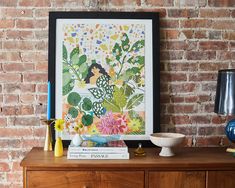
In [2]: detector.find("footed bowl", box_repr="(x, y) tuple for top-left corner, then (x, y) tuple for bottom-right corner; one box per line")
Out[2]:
(150, 133), (185, 157)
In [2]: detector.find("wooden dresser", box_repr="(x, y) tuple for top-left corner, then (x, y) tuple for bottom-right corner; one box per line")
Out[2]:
(20, 147), (235, 188)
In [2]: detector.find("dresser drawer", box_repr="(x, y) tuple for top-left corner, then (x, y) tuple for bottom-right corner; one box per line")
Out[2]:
(27, 171), (144, 188)
(207, 171), (235, 188)
(149, 171), (206, 188)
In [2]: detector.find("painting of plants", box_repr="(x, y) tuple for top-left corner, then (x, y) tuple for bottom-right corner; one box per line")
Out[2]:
(61, 23), (146, 137)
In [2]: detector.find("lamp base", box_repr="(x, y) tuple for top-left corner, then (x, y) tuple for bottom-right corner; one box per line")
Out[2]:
(225, 119), (235, 143)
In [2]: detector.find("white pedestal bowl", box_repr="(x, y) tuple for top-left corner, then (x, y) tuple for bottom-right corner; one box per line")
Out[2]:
(150, 133), (185, 157)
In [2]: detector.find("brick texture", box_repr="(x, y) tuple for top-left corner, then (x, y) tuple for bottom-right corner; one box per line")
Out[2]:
(0, 0), (234, 187)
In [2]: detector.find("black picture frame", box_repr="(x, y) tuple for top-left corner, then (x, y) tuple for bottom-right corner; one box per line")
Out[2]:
(48, 11), (160, 148)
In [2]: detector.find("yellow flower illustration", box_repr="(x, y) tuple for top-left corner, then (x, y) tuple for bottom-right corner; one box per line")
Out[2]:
(109, 67), (115, 78)
(77, 80), (86, 88)
(128, 119), (141, 132)
(74, 123), (83, 133)
(88, 125), (100, 135)
(55, 119), (64, 132)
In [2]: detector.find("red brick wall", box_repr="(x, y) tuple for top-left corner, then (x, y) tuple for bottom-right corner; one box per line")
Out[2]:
(0, 0), (234, 187)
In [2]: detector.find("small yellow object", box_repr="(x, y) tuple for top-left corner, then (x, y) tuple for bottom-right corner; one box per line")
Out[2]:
(226, 148), (235, 153)
(134, 143), (146, 157)
(54, 137), (63, 157)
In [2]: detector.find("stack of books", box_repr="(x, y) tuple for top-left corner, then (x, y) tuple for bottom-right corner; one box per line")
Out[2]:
(67, 140), (129, 160)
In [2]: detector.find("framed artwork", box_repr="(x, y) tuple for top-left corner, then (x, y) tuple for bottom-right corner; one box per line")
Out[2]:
(48, 12), (160, 148)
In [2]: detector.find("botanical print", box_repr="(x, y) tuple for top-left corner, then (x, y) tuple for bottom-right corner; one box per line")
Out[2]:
(61, 22), (146, 137)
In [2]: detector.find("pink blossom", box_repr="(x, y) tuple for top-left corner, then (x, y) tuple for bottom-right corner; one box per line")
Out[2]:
(98, 112), (127, 135)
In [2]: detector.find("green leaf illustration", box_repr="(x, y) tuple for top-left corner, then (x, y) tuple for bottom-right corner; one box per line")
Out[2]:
(88, 88), (104, 99)
(126, 94), (144, 110)
(113, 86), (127, 109)
(92, 102), (105, 118)
(112, 43), (122, 61)
(63, 79), (74, 96)
(82, 98), (92, 111)
(103, 99), (120, 113)
(128, 110), (139, 119)
(124, 84), (134, 97)
(121, 33), (130, 52)
(63, 44), (68, 61)
(126, 67), (141, 75)
(130, 40), (145, 52)
(105, 85), (114, 99)
(78, 55), (87, 66)
(82, 114), (93, 126)
(78, 62), (88, 73)
(127, 56), (144, 65)
(68, 107), (78, 118)
(67, 92), (81, 106)
(70, 47), (79, 64)
(96, 75), (109, 89)
(63, 71), (72, 87)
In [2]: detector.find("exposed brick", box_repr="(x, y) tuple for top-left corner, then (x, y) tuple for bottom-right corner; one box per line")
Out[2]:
(3, 8), (33, 17)
(171, 83), (197, 93)
(212, 116), (227, 124)
(0, 118), (7, 126)
(160, 30), (179, 39)
(199, 41), (228, 50)
(146, 0), (173, 6)
(172, 116), (191, 125)
(181, 19), (212, 28)
(8, 117), (39, 126)
(19, 0), (51, 7)
(168, 9), (198, 18)
(223, 31), (235, 40)
(109, 0), (140, 6)
(16, 19), (47, 29)
(2, 105), (34, 116)
(0, 0), (17, 7)
(209, 31), (221, 39)
(191, 115), (211, 124)
(161, 73), (187, 82)
(200, 9), (230, 17)
(186, 51), (216, 60)
(189, 73), (217, 81)
(181, 30), (194, 39)
(232, 10), (235, 17)
(160, 20), (179, 28)
(194, 30), (207, 39)
(0, 20), (14, 28)
(20, 94), (35, 104)
(212, 20), (235, 30)
(199, 63), (228, 71)
(6, 30), (34, 39)
(168, 104), (196, 114)
(36, 84), (47, 93)
(53, 0), (84, 7)
(3, 94), (19, 104)
(0, 162), (10, 172)
(161, 51), (184, 60)
(167, 63), (198, 71)
(178, 0), (206, 7)
(3, 41), (35, 50)
(3, 84), (35, 93)
(196, 136), (222, 147)
(201, 83), (217, 92)
(136, 8), (167, 17)
(23, 73), (47, 83)
(0, 73), (21, 83)
(208, 0), (235, 7)
(2, 63), (34, 72)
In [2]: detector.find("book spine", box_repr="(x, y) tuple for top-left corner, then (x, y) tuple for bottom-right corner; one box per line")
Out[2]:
(68, 147), (128, 154)
(67, 153), (129, 160)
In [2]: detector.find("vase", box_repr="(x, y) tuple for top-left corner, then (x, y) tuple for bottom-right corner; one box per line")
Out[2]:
(71, 134), (83, 146)
(54, 137), (63, 157)
(44, 124), (52, 151)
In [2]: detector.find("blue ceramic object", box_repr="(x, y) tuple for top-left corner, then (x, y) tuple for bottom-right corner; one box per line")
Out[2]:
(225, 119), (235, 143)
(82, 135), (121, 144)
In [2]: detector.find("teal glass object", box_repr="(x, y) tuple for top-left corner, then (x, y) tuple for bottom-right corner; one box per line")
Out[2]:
(82, 135), (121, 144)
(225, 119), (235, 143)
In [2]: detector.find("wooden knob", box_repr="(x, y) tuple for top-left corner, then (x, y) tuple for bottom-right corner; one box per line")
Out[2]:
(83, 186), (88, 188)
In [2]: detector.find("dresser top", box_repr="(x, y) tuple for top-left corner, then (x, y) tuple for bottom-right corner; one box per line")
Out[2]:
(20, 147), (235, 170)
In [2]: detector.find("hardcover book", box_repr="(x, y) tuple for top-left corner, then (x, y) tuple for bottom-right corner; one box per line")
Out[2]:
(67, 153), (129, 160)
(68, 140), (128, 154)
